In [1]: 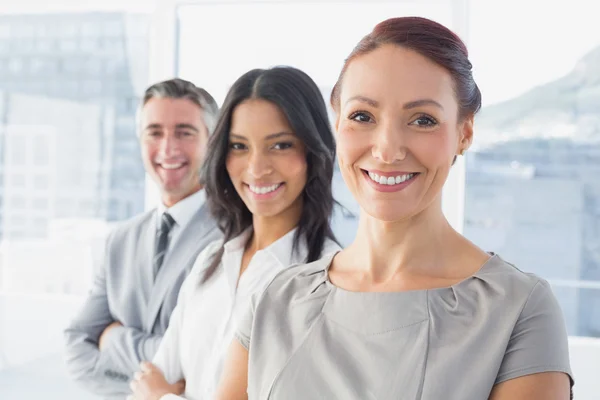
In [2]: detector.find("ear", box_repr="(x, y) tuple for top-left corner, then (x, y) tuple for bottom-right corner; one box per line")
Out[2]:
(458, 115), (474, 154)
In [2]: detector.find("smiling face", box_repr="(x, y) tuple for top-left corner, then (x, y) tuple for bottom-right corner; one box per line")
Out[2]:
(226, 98), (308, 220)
(335, 44), (473, 222)
(139, 97), (209, 207)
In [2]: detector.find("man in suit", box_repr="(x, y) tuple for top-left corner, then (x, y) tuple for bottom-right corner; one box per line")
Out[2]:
(64, 78), (222, 398)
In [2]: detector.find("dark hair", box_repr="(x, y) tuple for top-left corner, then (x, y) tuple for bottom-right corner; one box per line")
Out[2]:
(140, 78), (219, 134)
(200, 66), (338, 282)
(330, 17), (482, 120)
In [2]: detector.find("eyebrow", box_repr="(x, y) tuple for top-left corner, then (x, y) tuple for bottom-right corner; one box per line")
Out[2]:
(346, 95), (379, 108)
(144, 123), (200, 132)
(403, 99), (444, 110)
(230, 131), (295, 141)
(345, 96), (444, 110)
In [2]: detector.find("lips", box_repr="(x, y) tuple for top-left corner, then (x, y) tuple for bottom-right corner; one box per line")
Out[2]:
(154, 160), (190, 186)
(361, 169), (420, 193)
(247, 183), (283, 195)
(159, 162), (185, 170)
(367, 171), (418, 186)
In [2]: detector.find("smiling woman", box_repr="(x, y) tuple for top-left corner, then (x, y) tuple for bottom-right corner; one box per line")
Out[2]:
(226, 98), (307, 221)
(215, 17), (573, 400)
(332, 42), (470, 222)
(200, 66), (339, 283)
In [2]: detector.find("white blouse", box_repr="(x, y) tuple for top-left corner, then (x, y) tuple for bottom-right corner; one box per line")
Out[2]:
(152, 227), (339, 400)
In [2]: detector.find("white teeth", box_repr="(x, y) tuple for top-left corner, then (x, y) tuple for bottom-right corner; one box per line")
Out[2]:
(367, 171), (416, 186)
(161, 163), (184, 170)
(249, 183), (281, 194)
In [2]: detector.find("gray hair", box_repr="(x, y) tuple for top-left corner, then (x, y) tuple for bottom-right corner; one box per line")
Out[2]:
(137, 78), (219, 135)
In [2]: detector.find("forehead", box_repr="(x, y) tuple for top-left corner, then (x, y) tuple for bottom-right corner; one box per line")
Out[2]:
(140, 97), (204, 127)
(230, 98), (292, 135)
(340, 44), (457, 109)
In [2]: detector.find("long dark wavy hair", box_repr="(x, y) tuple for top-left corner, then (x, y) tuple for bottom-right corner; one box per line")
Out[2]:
(199, 66), (338, 283)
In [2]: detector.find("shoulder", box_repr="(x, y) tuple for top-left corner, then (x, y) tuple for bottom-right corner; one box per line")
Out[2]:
(466, 254), (565, 326)
(430, 254), (563, 328)
(243, 252), (336, 345)
(105, 209), (155, 246)
(188, 238), (225, 276)
(192, 200), (219, 229)
(475, 254), (554, 302)
(259, 251), (336, 307)
(175, 239), (225, 301)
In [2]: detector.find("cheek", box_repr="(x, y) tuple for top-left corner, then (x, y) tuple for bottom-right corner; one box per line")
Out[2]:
(411, 131), (454, 167)
(187, 139), (205, 161)
(336, 127), (366, 168)
(141, 142), (155, 161)
(225, 154), (240, 182)
(279, 153), (307, 184)
(199, 136), (209, 154)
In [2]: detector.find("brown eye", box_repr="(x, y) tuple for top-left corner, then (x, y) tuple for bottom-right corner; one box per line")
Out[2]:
(409, 115), (437, 127)
(229, 142), (247, 150)
(349, 111), (373, 123)
(273, 142), (293, 150)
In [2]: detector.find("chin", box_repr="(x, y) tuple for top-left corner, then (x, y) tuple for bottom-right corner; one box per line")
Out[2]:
(250, 201), (287, 217)
(162, 184), (185, 194)
(251, 209), (282, 219)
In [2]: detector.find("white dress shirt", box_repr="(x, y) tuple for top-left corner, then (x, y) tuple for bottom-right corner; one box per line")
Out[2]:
(152, 227), (340, 400)
(156, 189), (206, 251)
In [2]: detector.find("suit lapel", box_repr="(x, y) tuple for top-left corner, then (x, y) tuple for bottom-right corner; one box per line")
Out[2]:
(145, 203), (218, 330)
(136, 211), (156, 305)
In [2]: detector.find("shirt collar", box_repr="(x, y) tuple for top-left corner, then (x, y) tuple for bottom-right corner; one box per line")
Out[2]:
(157, 189), (206, 231)
(223, 227), (253, 253)
(266, 227), (304, 267)
(223, 226), (302, 268)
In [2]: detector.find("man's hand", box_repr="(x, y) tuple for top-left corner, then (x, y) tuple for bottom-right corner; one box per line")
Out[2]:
(98, 321), (123, 351)
(128, 361), (185, 400)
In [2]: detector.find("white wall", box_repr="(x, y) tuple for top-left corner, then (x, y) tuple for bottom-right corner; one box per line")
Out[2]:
(569, 337), (600, 400)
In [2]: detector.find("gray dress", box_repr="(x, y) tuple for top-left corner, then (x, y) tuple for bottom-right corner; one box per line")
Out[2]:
(235, 252), (573, 400)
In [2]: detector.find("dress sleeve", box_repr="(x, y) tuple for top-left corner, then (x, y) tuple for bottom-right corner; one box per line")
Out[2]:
(496, 279), (574, 387)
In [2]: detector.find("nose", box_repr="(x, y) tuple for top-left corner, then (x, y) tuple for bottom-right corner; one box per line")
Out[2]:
(158, 132), (181, 158)
(247, 149), (273, 178)
(371, 121), (407, 164)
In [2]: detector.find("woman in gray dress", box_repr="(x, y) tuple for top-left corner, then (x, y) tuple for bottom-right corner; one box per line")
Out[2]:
(216, 16), (574, 400)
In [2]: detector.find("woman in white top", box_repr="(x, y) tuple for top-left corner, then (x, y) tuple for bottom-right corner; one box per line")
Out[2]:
(127, 66), (340, 400)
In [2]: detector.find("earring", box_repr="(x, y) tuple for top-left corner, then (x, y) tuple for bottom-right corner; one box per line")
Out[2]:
(459, 148), (466, 156)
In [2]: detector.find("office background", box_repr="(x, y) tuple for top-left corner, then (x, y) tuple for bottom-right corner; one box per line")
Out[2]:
(0, 0), (598, 398)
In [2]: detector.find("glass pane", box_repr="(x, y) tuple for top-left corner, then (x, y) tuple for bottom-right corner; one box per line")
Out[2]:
(464, 0), (600, 338)
(0, 5), (151, 398)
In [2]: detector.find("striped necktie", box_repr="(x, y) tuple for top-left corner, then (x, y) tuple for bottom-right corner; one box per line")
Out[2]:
(154, 212), (175, 279)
